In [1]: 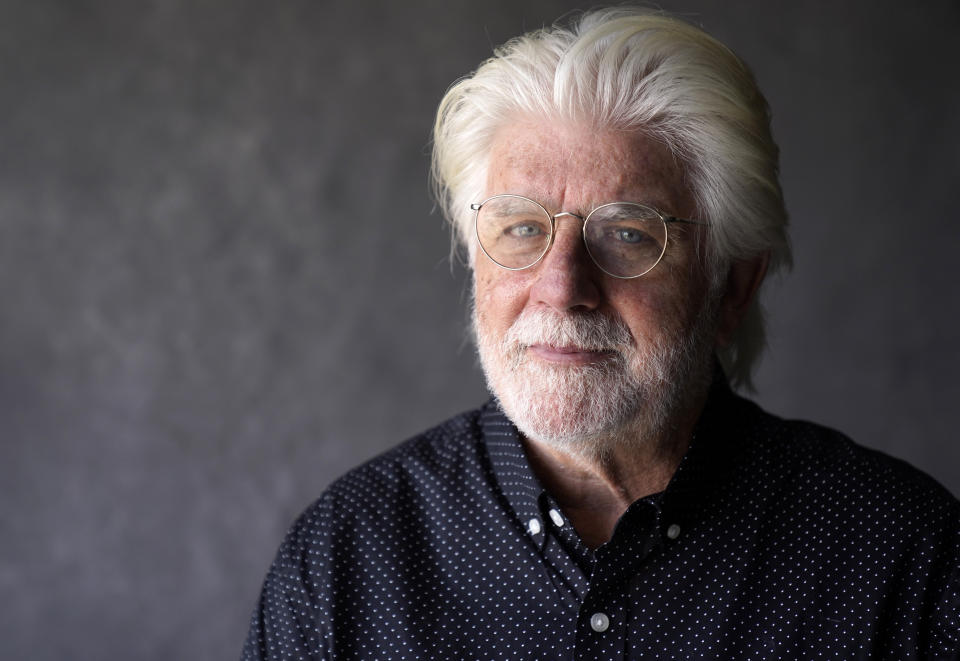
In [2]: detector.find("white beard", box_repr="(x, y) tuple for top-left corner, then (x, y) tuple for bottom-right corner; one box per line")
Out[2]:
(473, 302), (717, 459)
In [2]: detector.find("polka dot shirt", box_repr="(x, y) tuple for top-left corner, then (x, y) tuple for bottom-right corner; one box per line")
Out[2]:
(243, 383), (960, 659)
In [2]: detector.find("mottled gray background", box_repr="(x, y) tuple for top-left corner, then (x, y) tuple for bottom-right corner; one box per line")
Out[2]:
(1, 0), (957, 659)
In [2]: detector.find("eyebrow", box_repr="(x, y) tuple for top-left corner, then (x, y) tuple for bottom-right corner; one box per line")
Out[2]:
(493, 200), (544, 215)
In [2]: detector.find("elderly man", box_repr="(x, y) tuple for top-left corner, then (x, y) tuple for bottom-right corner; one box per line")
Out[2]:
(243, 8), (959, 659)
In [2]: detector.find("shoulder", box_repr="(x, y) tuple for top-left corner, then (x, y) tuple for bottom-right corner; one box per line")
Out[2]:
(284, 405), (491, 546)
(733, 396), (960, 536)
(731, 399), (960, 653)
(243, 408), (494, 659)
(327, 405), (487, 504)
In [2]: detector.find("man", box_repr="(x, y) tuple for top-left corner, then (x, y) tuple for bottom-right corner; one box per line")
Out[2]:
(244, 8), (959, 659)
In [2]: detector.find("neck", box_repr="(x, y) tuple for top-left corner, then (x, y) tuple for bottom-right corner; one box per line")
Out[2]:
(522, 388), (708, 549)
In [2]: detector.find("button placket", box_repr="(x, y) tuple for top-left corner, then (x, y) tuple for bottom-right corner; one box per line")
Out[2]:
(574, 597), (627, 659)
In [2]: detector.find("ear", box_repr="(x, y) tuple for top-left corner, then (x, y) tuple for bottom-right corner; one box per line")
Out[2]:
(715, 252), (770, 348)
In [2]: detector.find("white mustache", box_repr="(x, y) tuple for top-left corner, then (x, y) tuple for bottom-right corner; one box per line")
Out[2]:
(504, 309), (633, 353)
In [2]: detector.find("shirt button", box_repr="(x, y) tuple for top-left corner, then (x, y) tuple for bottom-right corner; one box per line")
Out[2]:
(528, 518), (542, 535)
(666, 523), (681, 539)
(589, 612), (610, 632)
(548, 508), (564, 527)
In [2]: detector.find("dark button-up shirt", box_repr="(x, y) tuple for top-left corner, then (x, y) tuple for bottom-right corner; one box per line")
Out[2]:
(243, 385), (960, 659)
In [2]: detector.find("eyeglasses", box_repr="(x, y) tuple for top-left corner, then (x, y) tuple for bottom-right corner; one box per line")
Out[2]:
(470, 194), (706, 279)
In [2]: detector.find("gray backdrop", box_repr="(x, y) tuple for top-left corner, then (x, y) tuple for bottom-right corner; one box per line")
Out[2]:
(2, 0), (958, 659)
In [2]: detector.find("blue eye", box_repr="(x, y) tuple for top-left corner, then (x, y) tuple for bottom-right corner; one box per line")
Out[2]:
(508, 223), (544, 238)
(614, 227), (651, 244)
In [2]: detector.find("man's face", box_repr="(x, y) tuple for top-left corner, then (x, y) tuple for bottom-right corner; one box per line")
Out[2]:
(472, 120), (722, 455)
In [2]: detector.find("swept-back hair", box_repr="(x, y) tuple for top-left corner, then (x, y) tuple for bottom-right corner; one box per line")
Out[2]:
(431, 7), (791, 389)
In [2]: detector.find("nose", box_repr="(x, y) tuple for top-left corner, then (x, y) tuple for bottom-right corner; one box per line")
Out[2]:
(528, 214), (602, 312)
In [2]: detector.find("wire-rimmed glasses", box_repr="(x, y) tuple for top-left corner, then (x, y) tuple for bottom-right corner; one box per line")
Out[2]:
(471, 194), (706, 279)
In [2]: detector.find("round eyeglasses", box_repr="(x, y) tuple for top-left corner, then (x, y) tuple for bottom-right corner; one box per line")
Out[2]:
(471, 194), (706, 279)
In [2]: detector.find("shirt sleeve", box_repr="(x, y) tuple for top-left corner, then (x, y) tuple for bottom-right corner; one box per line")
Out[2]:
(241, 500), (333, 661)
(928, 521), (960, 659)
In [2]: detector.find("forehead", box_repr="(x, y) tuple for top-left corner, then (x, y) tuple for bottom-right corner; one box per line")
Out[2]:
(485, 120), (692, 214)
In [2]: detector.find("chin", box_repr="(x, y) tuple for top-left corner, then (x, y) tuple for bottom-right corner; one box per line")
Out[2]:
(496, 360), (644, 453)
(474, 305), (718, 457)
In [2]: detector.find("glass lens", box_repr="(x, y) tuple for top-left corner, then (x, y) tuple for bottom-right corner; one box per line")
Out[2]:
(583, 203), (667, 277)
(476, 195), (552, 269)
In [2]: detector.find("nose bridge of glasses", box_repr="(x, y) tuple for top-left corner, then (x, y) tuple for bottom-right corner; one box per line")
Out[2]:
(543, 211), (590, 264)
(549, 211), (586, 246)
(552, 211), (585, 226)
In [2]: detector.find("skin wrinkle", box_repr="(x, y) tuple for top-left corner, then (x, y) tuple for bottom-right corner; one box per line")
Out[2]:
(495, 123), (690, 220)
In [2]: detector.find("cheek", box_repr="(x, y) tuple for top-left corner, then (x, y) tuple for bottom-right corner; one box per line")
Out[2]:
(473, 264), (530, 330)
(608, 277), (704, 345)
(472, 260), (496, 310)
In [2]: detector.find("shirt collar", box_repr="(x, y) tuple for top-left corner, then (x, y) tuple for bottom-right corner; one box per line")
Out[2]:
(479, 400), (548, 544)
(657, 376), (750, 532)
(479, 375), (751, 541)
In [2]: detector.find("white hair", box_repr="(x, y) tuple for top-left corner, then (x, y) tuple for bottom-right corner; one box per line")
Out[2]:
(431, 7), (791, 389)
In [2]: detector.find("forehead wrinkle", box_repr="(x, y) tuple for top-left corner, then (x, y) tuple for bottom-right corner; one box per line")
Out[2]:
(488, 121), (693, 218)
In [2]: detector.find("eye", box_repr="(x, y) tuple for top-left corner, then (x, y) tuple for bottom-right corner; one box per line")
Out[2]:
(611, 226), (653, 244)
(506, 222), (546, 238)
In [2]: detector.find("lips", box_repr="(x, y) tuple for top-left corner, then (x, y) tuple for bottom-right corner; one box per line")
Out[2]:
(525, 343), (616, 365)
